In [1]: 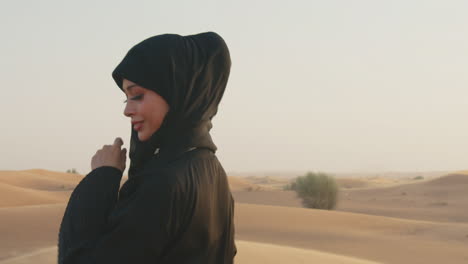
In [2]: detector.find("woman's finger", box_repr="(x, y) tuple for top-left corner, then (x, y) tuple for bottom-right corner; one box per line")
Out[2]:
(114, 137), (123, 148)
(120, 148), (127, 170)
(103, 145), (112, 150)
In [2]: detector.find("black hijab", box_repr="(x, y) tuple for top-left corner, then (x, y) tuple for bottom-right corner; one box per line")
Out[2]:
(112, 32), (231, 179)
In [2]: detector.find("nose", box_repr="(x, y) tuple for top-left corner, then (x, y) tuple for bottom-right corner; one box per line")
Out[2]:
(123, 101), (135, 117)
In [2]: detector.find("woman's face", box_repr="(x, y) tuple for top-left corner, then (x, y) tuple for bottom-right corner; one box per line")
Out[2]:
(122, 79), (170, 141)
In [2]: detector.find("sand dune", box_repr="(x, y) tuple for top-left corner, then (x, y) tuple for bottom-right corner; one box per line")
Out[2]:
(2, 169), (468, 263)
(235, 203), (468, 264)
(241, 176), (291, 190)
(425, 173), (468, 186)
(338, 172), (468, 222)
(2, 201), (468, 264)
(336, 178), (371, 189)
(0, 182), (71, 208)
(232, 190), (302, 207)
(0, 169), (82, 191)
(235, 241), (380, 264)
(0, 242), (380, 264)
(0, 169), (77, 208)
(0, 204), (64, 260)
(0, 247), (57, 264)
(232, 172), (468, 223)
(228, 176), (266, 191)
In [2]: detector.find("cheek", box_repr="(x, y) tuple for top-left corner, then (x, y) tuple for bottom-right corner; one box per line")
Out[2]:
(143, 107), (165, 132)
(150, 103), (167, 121)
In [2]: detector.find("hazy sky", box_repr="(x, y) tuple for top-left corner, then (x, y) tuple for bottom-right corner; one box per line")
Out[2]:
(1, 0), (468, 175)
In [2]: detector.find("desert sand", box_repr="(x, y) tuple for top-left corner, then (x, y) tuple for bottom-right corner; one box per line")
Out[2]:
(337, 173), (468, 222)
(0, 242), (379, 264)
(1, 169), (468, 263)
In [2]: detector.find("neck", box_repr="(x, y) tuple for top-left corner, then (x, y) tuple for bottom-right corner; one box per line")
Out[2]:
(156, 119), (217, 161)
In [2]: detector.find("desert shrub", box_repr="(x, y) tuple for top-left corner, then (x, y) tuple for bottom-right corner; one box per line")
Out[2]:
(283, 181), (297, 191)
(293, 172), (338, 210)
(413, 176), (424, 180)
(66, 168), (79, 174)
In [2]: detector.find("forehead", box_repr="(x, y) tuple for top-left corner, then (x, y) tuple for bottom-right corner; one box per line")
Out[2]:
(122, 79), (141, 94)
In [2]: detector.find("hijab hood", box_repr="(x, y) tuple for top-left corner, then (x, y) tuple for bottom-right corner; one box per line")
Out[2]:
(112, 32), (231, 179)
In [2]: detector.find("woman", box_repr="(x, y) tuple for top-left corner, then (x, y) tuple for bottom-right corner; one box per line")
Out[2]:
(58, 32), (237, 263)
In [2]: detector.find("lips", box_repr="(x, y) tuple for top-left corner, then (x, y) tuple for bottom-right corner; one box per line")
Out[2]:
(132, 121), (144, 131)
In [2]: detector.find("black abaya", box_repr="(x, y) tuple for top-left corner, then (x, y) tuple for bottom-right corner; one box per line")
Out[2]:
(58, 32), (236, 264)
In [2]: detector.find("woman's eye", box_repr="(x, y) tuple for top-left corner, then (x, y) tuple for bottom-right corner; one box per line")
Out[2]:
(123, 94), (143, 103)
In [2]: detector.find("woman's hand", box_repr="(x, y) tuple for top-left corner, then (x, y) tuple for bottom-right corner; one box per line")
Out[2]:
(91, 137), (127, 173)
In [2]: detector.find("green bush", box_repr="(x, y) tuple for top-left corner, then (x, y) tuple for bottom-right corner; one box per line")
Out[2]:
(283, 181), (297, 191)
(293, 172), (338, 210)
(413, 176), (424, 180)
(66, 168), (79, 174)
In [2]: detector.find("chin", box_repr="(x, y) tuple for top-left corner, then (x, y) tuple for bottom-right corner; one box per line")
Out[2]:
(137, 132), (151, 142)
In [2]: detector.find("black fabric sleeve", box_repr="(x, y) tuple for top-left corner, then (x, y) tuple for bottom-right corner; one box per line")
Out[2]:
(57, 166), (186, 264)
(58, 166), (123, 263)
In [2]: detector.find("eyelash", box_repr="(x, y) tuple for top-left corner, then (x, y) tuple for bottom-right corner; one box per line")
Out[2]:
(123, 94), (143, 103)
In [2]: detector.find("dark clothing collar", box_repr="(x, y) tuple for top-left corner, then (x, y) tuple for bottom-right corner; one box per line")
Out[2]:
(155, 119), (217, 163)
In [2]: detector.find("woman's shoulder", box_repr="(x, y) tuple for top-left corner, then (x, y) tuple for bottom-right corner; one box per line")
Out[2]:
(168, 148), (222, 181)
(167, 147), (219, 171)
(143, 148), (221, 187)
